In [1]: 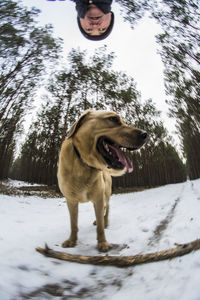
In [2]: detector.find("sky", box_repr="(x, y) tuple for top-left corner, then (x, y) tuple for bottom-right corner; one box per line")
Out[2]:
(21, 0), (176, 141)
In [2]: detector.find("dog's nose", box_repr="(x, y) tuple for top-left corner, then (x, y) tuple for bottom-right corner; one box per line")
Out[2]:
(139, 130), (147, 140)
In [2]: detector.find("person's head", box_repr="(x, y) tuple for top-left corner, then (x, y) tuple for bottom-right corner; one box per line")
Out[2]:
(77, 4), (114, 41)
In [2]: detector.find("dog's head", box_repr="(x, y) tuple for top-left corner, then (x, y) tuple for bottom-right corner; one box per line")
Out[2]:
(67, 110), (147, 175)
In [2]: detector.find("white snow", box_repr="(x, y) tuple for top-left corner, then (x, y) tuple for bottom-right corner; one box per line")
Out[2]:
(0, 179), (200, 300)
(5, 178), (42, 188)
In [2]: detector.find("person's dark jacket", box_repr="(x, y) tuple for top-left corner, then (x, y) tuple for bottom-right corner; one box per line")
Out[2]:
(72, 0), (112, 18)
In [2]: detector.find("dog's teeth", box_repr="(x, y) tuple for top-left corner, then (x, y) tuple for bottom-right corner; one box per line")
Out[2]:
(104, 143), (109, 152)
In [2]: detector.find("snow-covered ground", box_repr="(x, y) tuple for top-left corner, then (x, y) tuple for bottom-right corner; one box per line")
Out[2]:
(0, 179), (200, 300)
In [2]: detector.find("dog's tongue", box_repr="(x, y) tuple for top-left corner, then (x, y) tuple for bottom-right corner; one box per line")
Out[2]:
(108, 145), (133, 173)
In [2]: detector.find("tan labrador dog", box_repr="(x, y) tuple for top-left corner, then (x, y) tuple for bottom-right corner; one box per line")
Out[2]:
(57, 110), (147, 252)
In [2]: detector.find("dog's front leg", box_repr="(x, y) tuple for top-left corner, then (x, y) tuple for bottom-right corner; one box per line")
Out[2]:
(93, 199), (110, 252)
(62, 199), (78, 248)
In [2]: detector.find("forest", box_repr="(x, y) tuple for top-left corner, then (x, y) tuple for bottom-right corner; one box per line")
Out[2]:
(0, 0), (199, 192)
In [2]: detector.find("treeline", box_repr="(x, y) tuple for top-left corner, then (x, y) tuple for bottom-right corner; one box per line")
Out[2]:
(10, 47), (186, 189)
(155, 1), (200, 180)
(1, 0), (199, 191)
(0, 0), (62, 179)
(116, 0), (200, 179)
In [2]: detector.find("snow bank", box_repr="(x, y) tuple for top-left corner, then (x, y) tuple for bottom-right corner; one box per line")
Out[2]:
(0, 179), (200, 299)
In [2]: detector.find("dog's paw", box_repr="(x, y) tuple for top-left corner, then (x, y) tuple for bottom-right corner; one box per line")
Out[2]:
(62, 240), (76, 248)
(98, 241), (111, 252)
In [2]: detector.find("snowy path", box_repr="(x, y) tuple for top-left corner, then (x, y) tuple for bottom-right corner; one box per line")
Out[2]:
(0, 179), (200, 300)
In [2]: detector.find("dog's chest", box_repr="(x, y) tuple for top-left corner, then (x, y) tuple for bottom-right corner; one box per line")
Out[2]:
(74, 172), (107, 203)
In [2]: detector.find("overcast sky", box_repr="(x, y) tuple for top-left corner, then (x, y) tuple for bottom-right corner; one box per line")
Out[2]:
(21, 0), (176, 139)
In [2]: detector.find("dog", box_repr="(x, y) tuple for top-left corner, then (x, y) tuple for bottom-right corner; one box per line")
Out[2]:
(57, 110), (147, 252)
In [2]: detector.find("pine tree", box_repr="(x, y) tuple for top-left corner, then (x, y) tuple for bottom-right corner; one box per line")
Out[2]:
(155, 0), (200, 179)
(0, 0), (62, 179)
(116, 0), (200, 180)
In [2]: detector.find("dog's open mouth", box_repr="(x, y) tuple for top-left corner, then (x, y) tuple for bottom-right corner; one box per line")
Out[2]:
(97, 137), (136, 173)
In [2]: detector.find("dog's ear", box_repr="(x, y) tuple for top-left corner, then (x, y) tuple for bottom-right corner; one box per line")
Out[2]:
(67, 110), (91, 138)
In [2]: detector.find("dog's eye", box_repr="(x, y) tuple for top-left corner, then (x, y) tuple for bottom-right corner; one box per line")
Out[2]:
(108, 116), (121, 125)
